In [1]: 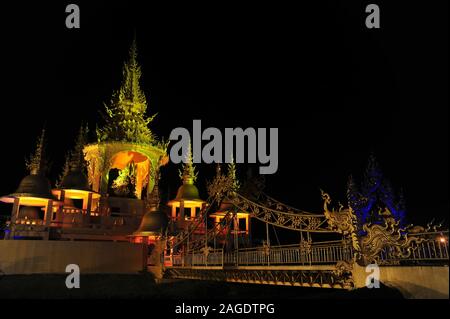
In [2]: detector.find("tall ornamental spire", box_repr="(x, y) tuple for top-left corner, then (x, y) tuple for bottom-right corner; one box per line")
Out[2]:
(147, 169), (161, 211)
(97, 37), (157, 144)
(178, 141), (198, 185)
(26, 128), (48, 176)
(57, 124), (89, 188)
(70, 124), (89, 171)
(227, 156), (240, 192)
(118, 36), (147, 114)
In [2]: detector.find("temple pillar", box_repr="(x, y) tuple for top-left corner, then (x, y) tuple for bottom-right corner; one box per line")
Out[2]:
(86, 192), (93, 216)
(180, 200), (185, 220)
(91, 160), (101, 193)
(83, 192), (93, 226)
(142, 236), (149, 271)
(44, 200), (53, 226)
(11, 197), (20, 224)
(171, 205), (176, 219)
(201, 203), (206, 218)
(43, 200), (53, 240)
(247, 216), (252, 245)
(135, 162), (143, 199)
(59, 190), (66, 224)
(146, 160), (155, 199)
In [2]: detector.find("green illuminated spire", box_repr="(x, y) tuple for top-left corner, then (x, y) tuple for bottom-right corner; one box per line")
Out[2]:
(118, 36), (147, 114)
(70, 124), (89, 171)
(56, 152), (71, 188)
(26, 128), (48, 176)
(147, 169), (161, 210)
(97, 37), (156, 144)
(57, 124), (89, 188)
(227, 156), (240, 192)
(179, 141), (197, 185)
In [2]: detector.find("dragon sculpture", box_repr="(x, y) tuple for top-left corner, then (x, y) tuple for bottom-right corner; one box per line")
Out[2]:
(321, 190), (360, 253)
(358, 207), (425, 265)
(320, 190), (429, 266)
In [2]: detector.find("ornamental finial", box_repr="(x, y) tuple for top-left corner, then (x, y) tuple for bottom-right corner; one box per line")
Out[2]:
(96, 36), (157, 144)
(179, 140), (197, 185)
(26, 128), (48, 175)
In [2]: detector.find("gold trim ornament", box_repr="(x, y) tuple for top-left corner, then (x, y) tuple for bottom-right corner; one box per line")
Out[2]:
(357, 208), (425, 265)
(321, 190), (360, 252)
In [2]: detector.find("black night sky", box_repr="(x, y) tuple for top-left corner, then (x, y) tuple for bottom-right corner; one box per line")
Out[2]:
(0, 1), (448, 226)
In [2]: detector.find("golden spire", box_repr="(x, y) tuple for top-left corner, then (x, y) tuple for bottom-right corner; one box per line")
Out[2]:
(26, 128), (47, 176)
(57, 124), (89, 189)
(97, 36), (157, 144)
(118, 35), (147, 114)
(69, 124), (89, 171)
(179, 141), (198, 185)
(56, 151), (71, 188)
(147, 169), (161, 211)
(227, 156), (240, 192)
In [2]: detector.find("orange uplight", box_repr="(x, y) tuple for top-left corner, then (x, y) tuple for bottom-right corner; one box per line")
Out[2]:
(439, 237), (446, 243)
(16, 197), (50, 206)
(111, 151), (148, 169)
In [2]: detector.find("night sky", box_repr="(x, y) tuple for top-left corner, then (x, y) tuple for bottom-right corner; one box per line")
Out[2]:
(0, 1), (448, 226)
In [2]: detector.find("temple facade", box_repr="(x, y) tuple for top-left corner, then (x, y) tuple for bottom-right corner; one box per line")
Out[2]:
(0, 39), (253, 272)
(1, 39), (168, 243)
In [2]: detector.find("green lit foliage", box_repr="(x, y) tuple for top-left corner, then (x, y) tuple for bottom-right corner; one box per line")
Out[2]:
(25, 128), (48, 175)
(206, 161), (240, 201)
(112, 161), (137, 197)
(97, 38), (157, 145)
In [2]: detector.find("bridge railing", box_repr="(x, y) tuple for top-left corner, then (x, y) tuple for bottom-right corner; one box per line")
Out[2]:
(227, 241), (353, 266)
(171, 249), (224, 267)
(169, 240), (353, 268)
(167, 232), (448, 268)
(379, 231), (449, 265)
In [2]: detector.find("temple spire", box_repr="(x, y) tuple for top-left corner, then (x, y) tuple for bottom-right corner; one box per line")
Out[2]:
(227, 156), (240, 192)
(56, 152), (71, 188)
(70, 124), (89, 172)
(56, 124), (89, 189)
(179, 141), (197, 185)
(147, 169), (161, 211)
(26, 128), (48, 176)
(97, 37), (157, 144)
(119, 35), (146, 112)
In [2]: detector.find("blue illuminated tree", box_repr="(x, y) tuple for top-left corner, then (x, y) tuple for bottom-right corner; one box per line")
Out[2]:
(348, 154), (406, 231)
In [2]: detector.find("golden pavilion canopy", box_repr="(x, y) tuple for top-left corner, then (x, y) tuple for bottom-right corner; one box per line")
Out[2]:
(84, 38), (168, 199)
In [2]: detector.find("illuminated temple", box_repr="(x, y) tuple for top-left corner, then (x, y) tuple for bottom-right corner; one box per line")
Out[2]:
(0, 39), (250, 256)
(0, 39), (448, 299)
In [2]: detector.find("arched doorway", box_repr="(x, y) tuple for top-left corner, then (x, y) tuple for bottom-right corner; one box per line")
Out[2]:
(106, 151), (150, 199)
(84, 142), (168, 200)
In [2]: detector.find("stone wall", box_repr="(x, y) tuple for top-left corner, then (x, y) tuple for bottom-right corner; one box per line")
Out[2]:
(353, 263), (449, 299)
(0, 240), (145, 274)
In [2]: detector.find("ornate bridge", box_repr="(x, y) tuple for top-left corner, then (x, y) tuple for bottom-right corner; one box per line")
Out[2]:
(161, 171), (449, 294)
